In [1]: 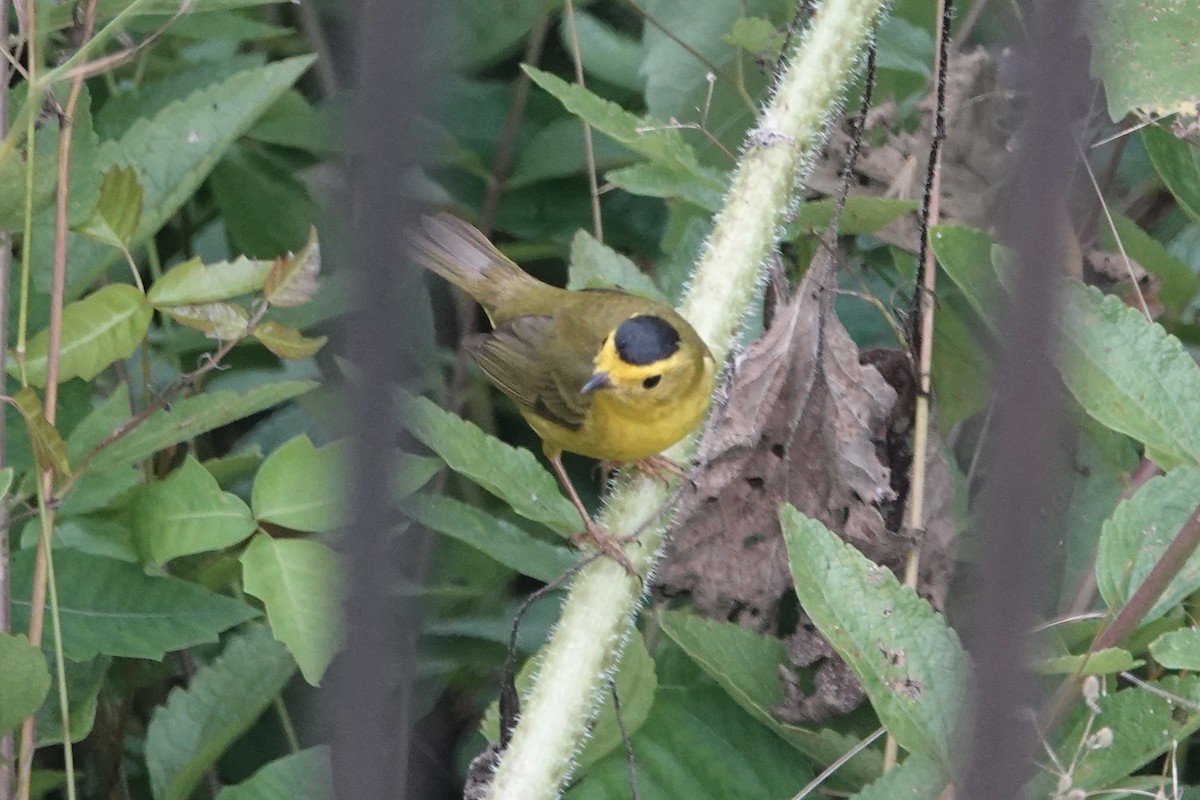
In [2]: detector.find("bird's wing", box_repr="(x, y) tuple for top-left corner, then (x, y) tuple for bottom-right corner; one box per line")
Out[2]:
(465, 315), (593, 431)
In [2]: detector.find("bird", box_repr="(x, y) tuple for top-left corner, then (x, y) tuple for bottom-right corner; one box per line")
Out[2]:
(408, 213), (715, 574)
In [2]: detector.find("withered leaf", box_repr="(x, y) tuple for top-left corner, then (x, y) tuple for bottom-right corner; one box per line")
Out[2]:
(659, 252), (899, 631)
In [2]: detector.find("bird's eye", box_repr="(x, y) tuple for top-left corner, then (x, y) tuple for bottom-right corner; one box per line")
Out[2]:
(642, 375), (662, 389)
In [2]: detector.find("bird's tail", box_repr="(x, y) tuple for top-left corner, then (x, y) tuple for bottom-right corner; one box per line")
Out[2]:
(408, 214), (535, 320)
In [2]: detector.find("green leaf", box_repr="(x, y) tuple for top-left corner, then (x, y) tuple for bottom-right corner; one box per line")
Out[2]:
(210, 147), (317, 259)
(1034, 647), (1142, 675)
(241, 534), (341, 686)
(251, 436), (345, 532)
(658, 609), (882, 786)
(217, 747), (332, 800)
(58, 464), (141, 516)
(604, 162), (724, 211)
(1048, 675), (1200, 791)
(567, 229), (667, 301)
(523, 65), (725, 193)
(1091, 0), (1200, 120)
(400, 494), (577, 583)
(145, 624), (296, 800)
(148, 255), (272, 306)
(67, 384), (131, 463)
(928, 224), (1002, 333)
(36, 656), (110, 746)
(792, 197), (920, 237)
(61, 55), (315, 296)
(1098, 214), (1200, 316)
(165, 302), (251, 340)
(8, 549), (257, 661)
(1142, 123), (1200, 226)
(74, 166), (144, 248)
(781, 506), (968, 769)
(252, 320), (327, 360)
(0, 466), (12, 498)
(848, 755), (946, 800)
(263, 228), (321, 307)
(91, 380), (316, 472)
(1096, 467), (1200, 622)
(1149, 627), (1200, 670)
(562, 10), (644, 92)
(131, 456), (257, 566)
(724, 17), (780, 55)
(0, 85), (100, 230)
(0, 633), (51, 734)
(10, 387), (70, 478)
(395, 453), (442, 497)
(1061, 284), (1200, 470)
(930, 303), (989, 431)
(566, 686), (813, 800)
(16, 284), (152, 387)
(398, 393), (578, 535)
(483, 631), (656, 771)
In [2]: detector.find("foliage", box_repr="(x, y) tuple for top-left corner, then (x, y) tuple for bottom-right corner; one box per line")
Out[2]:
(4, 0), (1200, 799)
(0, 0), (341, 796)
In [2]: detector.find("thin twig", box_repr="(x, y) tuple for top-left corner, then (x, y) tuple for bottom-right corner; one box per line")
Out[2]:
(1042, 498), (1200, 731)
(790, 727), (887, 800)
(888, 0), (952, 774)
(18, 1), (98, 795)
(610, 682), (640, 800)
(0, 0), (12, 788)
(563, 0), (603, 242)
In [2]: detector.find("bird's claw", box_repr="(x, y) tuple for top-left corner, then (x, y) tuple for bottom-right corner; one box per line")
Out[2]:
(571, 522), (640, 577)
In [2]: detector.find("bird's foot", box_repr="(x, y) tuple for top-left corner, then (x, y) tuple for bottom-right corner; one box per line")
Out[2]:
(571, 520), (640, 577)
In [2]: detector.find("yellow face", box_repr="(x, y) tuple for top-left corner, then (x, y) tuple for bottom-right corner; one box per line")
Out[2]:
(588, 314), (705, 410)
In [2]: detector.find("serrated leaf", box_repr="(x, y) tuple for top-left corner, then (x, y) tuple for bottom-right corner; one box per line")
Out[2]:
(1150, 627), (1200, 670)
(782, 506), (968, 769)
(252, 320), (327, 360)
(263, 229), (320, 307)
(15, 284), (152, 387)
(148, 256), (273, 306)
(131, 456), (257, 566)
(1098, 214), (1200, 316)
(1142, 123), (1200, 226)
(1097, 467), (1200, 622)
(399, 393), (578, 534)
(1061, 285), (1200, 470)
(402, 493), (577, 584)
(792, 197), (920, 237)
(145, 624), (296, 800)
(1091, 0), (1200, 120)
(658, 609), (882, 786)
(567, 229), (667, 301)
(217, 747), (332, 800)
(240, 535), (341, 686)
(10, 387), (70, 478)
(483, 631), (656, 771)
(524, 66), (726, 194)
(1047, 675), (1200, 791)
(251, 436), (346, 532)
(0, 633), (51, 734)
(60, 56), (316, 296)
(166, 302), (250, 340)
(1034, 647), (1142, 675)
(91, 380), (315, 472)
(75, 166), (143, 248)
(8, 549), (257, 661)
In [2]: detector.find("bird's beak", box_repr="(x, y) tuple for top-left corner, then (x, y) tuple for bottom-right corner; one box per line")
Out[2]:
(581, 372), (612, 393)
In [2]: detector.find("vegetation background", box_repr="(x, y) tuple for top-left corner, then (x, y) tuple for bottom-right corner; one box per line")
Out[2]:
(3, 0), (1200, 799)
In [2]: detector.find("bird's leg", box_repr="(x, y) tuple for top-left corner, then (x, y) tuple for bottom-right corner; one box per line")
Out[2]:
(600, 453), (689, 484)
(547, 451), (639, 576)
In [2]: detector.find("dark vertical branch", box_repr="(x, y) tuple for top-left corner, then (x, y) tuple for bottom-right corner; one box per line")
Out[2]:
(958, 3), (1088, 799)
(337, 1), (436, 798)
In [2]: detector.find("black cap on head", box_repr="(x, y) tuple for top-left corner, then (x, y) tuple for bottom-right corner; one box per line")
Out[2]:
(613, 315), (680, 366)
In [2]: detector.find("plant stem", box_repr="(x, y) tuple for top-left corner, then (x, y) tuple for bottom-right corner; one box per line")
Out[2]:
(484, 1), (889, 796)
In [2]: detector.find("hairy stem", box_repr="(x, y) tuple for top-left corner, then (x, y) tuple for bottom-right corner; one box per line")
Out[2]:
(484, 1), (889, 797)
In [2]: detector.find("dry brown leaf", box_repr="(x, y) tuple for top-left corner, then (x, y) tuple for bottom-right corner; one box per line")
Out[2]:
(659, 252), (900, 631)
